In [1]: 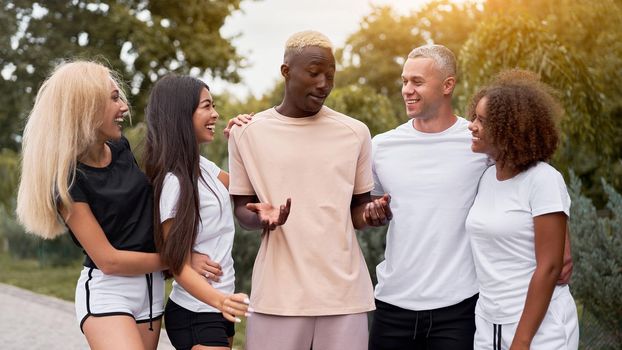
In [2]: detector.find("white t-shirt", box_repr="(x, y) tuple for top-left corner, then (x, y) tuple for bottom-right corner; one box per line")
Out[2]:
(466, 162), (571, 324)
(159, 156), (235, 313)
(372, 117), (489, 310)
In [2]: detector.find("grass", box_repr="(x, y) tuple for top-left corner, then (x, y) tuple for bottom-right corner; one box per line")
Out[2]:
(0, 251), (81, 301)
(0, 252), (247, 349)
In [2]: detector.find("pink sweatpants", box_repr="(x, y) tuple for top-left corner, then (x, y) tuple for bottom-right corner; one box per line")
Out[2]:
(245, 312), (369, 350)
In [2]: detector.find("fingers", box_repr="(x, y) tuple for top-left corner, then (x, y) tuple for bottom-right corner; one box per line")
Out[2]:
(231, 113), (254, 126)
(246, 202), (261, 213)
(204, 269), (221, 283)
(364, 196), (392, 227)
(223, 113), (254, 139)
(557, 261), (573, 285)
(221, 293), (253, 323)
(381, 194), (393, 220)
(364, 202), (383, 226)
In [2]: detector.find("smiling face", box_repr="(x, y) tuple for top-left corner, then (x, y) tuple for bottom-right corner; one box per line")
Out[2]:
(192, 87), (219, 144)
(281, 46), (335, 117)
(401, 57), (451, 121)
(468, 96), (497, 157)
(98, 79), (129, 141)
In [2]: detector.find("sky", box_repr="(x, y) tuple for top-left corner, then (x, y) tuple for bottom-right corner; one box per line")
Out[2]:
(212, 0), (443, 99)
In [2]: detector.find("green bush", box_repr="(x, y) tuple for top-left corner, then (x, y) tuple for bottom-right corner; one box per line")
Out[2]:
(568, 171), (622, 347)
(1, 207), (82, 266)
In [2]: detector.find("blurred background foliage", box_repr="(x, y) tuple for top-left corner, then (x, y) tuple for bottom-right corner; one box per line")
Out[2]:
(1, 0), (620, 348)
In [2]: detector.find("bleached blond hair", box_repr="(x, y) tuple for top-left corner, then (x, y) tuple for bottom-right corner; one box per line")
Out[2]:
(284, 30), (333, 59)
(408, 44), (457, 79)
(16, 60), (129, 238)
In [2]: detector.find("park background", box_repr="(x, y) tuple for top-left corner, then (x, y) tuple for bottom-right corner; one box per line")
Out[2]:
(0, 0), (620, 349)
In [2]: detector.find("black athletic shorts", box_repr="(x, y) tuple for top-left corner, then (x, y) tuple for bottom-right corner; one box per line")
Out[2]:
(369, 294), (478, 350)
(164, 299), (235, 349)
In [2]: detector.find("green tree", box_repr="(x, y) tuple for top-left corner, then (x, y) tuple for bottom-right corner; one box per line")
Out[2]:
(0, 0), (245, 150)
(461, 0), (622, 204)
(568, 172), (622, 347)
(325, 85), (401, 136)
(336, 1), (483, 117)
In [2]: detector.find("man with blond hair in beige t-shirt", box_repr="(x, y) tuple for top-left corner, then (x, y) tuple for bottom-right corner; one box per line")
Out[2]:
(228, 30), (392, 350)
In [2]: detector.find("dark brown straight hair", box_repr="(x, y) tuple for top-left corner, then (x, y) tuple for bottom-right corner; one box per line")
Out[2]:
(143, 75), (219, 275)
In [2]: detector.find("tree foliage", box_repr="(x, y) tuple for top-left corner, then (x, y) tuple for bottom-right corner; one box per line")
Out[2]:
(0, 0), (244, 150)
(568, 172), (622, 345)
(335, 0), (622, 202)
(336, 2), (482, 116)
(326, 85), (401, 136)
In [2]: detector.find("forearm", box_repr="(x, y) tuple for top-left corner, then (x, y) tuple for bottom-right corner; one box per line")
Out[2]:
(512, 265), (560, 347)
(234, 205), (262, 230)
(351, 203), (368, 230)
(99, 251), (164, 276)
(174, 263), (226, 310)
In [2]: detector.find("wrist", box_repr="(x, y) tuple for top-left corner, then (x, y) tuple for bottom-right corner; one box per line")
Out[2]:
(511, 336), (531, 349)
(217, 293), (228, 311)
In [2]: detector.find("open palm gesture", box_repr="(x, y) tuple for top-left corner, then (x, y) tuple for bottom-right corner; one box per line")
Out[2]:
(246, 198), (292, 233)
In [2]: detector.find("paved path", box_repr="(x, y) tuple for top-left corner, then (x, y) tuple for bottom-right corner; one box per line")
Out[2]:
(0, 283), (174, 349)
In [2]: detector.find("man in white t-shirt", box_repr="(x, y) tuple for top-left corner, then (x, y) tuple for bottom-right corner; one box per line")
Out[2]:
(367, 45), (573, 350)
(367, 44), (487, 350)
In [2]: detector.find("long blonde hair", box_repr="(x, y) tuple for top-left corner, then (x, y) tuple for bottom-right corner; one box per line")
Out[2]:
(16, 60), (128, 238)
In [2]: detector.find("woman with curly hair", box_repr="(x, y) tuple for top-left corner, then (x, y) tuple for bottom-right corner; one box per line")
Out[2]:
(465, 70), (579, 350)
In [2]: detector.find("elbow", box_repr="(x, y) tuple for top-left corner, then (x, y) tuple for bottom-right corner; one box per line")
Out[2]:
(537, 262), (562, 282)
(96, 256), (122, 275)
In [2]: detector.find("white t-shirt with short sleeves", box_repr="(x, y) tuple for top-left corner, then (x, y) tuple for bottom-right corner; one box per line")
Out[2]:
(466, 162), (571, 324)
(372, 117), (489, 310)
(159, 156), (235, 313)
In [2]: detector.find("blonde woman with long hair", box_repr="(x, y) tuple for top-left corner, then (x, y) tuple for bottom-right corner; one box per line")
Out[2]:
(16, 60), (166, 349)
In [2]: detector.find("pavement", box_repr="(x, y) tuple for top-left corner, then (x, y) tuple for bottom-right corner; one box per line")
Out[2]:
(0, 283), (174, 349)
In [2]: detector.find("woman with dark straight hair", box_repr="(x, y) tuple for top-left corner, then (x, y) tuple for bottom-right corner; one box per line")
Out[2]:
(144, 75), (289, 349)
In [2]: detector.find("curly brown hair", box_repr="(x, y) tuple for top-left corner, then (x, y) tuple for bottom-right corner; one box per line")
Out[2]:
(467, 69), (563, 173)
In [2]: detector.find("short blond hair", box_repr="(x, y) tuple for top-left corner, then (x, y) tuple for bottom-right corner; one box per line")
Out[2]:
(284, 30), (333, 58)
(16, 60), (128, 238)
(408, 44), (457, 78)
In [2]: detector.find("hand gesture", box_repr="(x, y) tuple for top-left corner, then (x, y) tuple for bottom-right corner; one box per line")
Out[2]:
(364, 194), (393, 227)
(190, 251), (223, 283)
(246, 198), (292, 233)
(223, 113), (254, 139)
(220, 293), (252, 323)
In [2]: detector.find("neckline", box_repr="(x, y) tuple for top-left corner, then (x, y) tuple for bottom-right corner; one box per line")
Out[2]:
(408, 116), (462, 136)
(272, 106), (324, 124)
(78, 141), (117, 172)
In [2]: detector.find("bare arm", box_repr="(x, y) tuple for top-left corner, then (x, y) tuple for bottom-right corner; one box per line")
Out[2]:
(510, 212), (566, 350)
(217, 170), (229, 190)
(62, 202), (164, 276)
(162, 219), (249, 322)
(351, 192), (372, 230)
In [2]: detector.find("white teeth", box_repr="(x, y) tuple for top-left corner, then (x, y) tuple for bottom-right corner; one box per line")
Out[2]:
(115, 118), (124, 123)
(206, 125), (215, 131)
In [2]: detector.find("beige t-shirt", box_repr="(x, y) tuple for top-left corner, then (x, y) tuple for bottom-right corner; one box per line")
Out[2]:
(228, 105), (375, 316)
